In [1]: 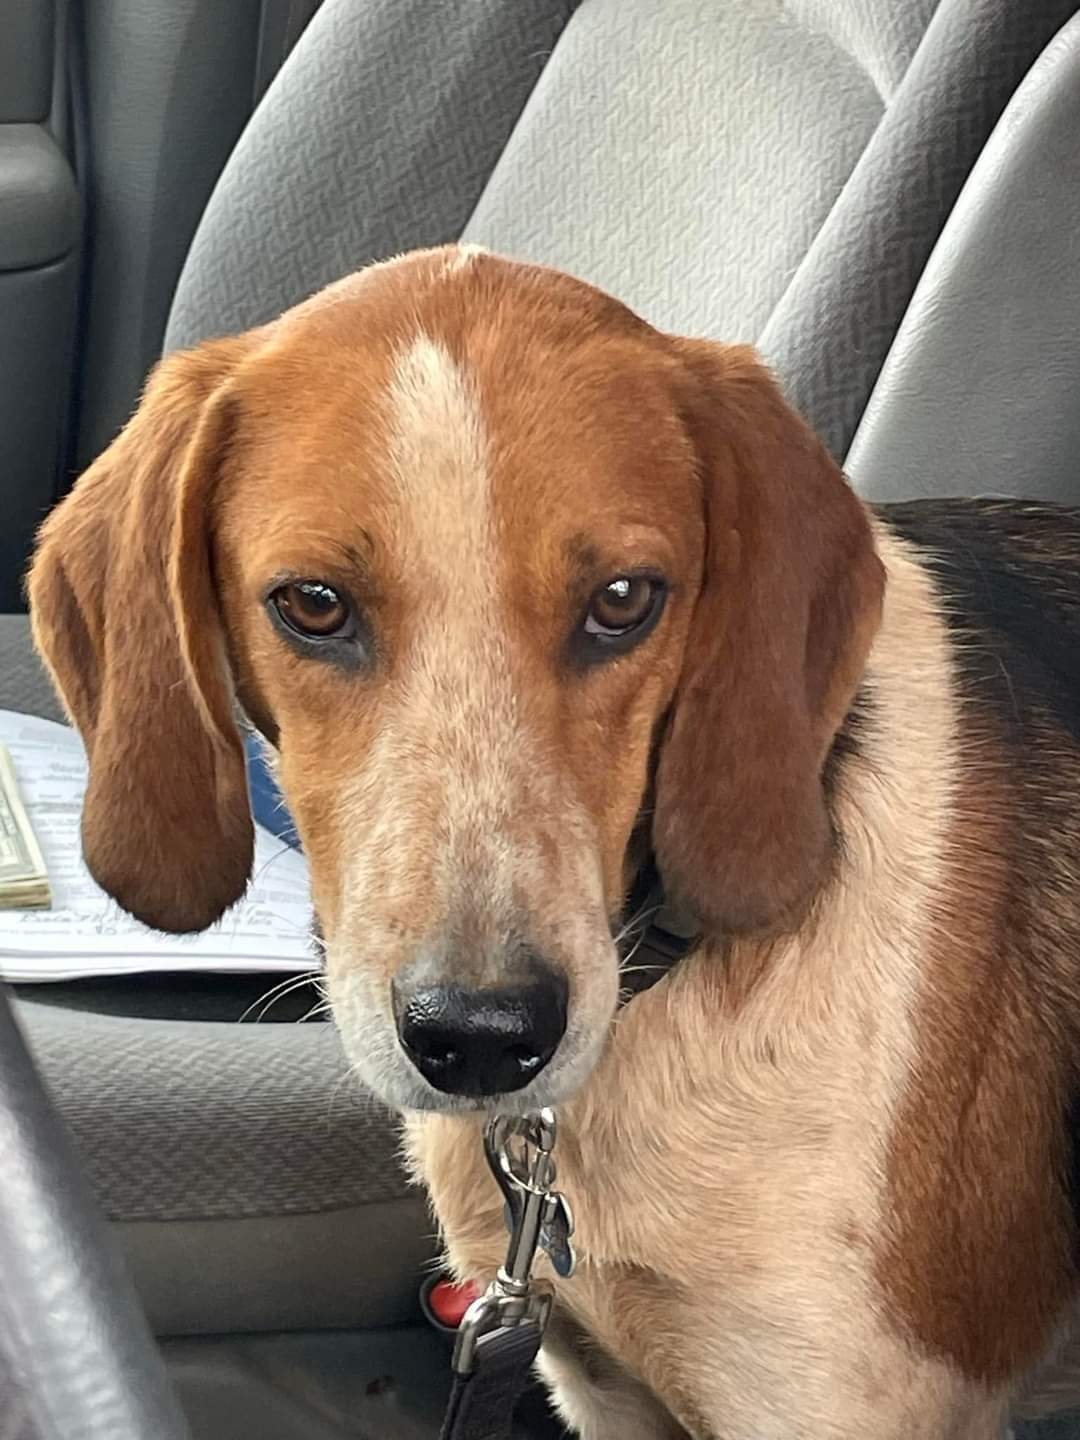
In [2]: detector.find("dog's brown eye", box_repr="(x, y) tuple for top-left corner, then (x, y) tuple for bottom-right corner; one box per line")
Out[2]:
(585, 576), (661, 637)
(270, 581), (352, 639)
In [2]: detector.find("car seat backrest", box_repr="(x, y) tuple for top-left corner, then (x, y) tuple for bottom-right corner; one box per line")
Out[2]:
(168, 0), (1079, 464)
(166, 0), (578, 350)
(459, 0), (932, 348)
(848, 13), (1080, 506)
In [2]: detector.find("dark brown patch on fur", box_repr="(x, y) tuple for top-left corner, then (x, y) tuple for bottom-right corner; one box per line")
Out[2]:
(874, 499), (1080, 1381)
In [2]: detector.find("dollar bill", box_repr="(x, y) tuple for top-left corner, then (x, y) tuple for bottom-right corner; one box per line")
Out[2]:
(0, 745), (51, 909)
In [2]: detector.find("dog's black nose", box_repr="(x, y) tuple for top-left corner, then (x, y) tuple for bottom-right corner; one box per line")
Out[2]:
(395, 976), (568, 1097)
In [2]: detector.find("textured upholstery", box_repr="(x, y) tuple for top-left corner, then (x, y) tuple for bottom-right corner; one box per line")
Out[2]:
(763, 0), (1080, 459)
(462, 0), (890, 347)
(72, 0), (266, 470)
(166, 0), (1080, 463)
(847, 14), (1080, 505)
(12, 1000), (434, 1337)
(17, 1000), (407, 1224)
(0, 616), (64, 724)
(783, 0), (933, 97)
(166, 0), (578, 350)
(463, 0), (1080, 458)
(0, 614), (410, 1226)
(0, 995), (191, 1440)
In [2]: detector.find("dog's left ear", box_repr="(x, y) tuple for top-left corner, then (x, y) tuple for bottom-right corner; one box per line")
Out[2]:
(29, 335), (259, 934)
(654, 341), (885, 937)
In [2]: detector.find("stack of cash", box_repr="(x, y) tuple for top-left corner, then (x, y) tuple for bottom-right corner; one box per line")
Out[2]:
(0, 745), (51, 909)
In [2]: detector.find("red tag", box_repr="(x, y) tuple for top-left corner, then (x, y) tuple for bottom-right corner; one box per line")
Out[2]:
(428, 1278), (483, 1328)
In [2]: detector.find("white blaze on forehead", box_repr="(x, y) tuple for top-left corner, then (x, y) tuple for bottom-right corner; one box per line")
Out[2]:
(444, 243), (487, 273)
(385, 333), (494, 596)
(369, 334), (605, 954)
(377, 333), (521, 931)
(325, 329), (618, 1089)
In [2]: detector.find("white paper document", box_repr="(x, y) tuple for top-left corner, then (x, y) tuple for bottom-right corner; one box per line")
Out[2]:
(0, 710), (315, 982)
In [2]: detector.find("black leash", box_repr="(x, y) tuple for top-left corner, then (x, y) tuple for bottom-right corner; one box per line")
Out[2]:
(439, 1319), (545, 1440)
(438, 898), (699, 1439)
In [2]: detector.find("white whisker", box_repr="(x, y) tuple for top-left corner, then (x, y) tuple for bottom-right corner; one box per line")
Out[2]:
(239, 969), (322, 1023)
(612, 901), (661, 948)
(618, 925), (655, 969)
(297, 996), (333, 1024)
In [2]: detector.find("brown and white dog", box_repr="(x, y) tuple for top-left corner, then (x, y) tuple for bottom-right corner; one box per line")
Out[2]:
(28, 247), (1080, 1438)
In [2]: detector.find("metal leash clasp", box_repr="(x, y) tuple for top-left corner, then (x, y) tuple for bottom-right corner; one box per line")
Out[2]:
(451, 1108), (576, 1377)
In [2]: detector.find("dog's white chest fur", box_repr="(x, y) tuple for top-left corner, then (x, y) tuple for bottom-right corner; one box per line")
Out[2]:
(404, 949), (1006, 1440)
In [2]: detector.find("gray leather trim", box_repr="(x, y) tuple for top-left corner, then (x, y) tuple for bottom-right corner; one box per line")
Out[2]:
(760, 0), (1080, 459)
(120, 1198), (436, 1337)
(0, 126), (78, 269)
(847, 14), (1080, 503)
(0, 991), (190, 1440)
(0, 0), (53, 124)
(0, 257), (80, 614)
(71, 0), (265, 469)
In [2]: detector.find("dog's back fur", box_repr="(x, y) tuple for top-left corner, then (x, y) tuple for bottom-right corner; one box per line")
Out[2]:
(865, 499), (1080, 1389)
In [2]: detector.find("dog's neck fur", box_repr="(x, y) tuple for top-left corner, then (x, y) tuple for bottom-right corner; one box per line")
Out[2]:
(813, 512), (958, 956)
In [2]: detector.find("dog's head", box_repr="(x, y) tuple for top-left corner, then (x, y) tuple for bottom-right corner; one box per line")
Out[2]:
(30, 248), (883, 1112)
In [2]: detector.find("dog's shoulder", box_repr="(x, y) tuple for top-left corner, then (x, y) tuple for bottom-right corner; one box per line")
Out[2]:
(866, 499), (1080, 1379)
(875, 497), (1080, 745)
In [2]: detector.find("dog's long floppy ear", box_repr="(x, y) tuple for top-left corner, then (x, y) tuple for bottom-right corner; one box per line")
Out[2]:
(29, 336), (258, 933)
(654, 341), (885, 937)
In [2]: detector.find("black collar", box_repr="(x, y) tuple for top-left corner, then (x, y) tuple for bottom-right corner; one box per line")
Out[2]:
(616, 860), (700, 1003)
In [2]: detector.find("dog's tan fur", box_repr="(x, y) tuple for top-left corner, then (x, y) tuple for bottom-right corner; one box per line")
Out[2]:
(407, 524), (1012, 1439)
(28, 248), (1080, 1437)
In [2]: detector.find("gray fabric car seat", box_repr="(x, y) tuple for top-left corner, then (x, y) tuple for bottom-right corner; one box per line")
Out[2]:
(848, 12), (1080, 506)
(4, 0), (1080, 1431)
(169, 0), (1080, 458)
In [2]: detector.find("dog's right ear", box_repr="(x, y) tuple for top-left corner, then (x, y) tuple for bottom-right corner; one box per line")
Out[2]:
(29, 336), (259, 933)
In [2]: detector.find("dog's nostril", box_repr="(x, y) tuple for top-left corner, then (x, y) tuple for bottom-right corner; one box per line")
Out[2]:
(408, 1034), (461, 1070)
(395, 976), (568, 1098)
(506, 1043), (543, 1072)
